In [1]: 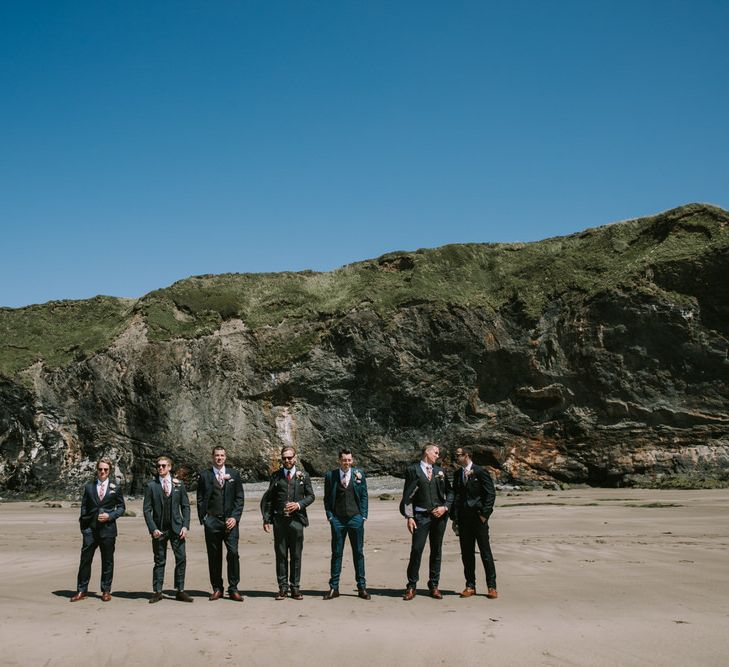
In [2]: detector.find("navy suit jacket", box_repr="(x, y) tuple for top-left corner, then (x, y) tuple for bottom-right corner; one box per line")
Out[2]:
(323, 467), (368, 521)
(451, 464), (495, 523)
(196, 467), (245, 525)
(79, 480), (126, 537)
(143, 476), (191, 534)
(399, 462), (453, 519)
(260, 468), (315, 526)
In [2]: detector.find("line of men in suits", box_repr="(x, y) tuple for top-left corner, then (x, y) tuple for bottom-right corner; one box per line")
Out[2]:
(70, 443), (497, 602)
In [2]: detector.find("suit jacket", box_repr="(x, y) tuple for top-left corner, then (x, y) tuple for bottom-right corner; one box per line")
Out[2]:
(323, 467), (368, 521)
(451, 464), (495, 524)
(196, 467), (245, 525)
(79, 480), (126, 537)
(260, 468), (315, 527)
(143, 476), (191, 534)
(399, 462), (453, 519)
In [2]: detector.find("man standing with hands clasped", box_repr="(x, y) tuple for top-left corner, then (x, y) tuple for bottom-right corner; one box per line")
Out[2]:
(197, 446), (245, 601)
(70, 457), (126, 602)
(400, 443), (453, 600)
(261, 446), (315, 600)
(323, 448), (370, 600)
(143, 455), (193, 603)
(452, 446), (498, 599)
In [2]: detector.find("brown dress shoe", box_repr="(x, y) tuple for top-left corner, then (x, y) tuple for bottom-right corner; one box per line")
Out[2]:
(460, 587), (476, 598)
(101, 592), (112, 602)
(229, 591), (243, 602)
(486, 588), (499, 599)
(357, 588), (371, 600)
(176, 591), (194, 602)
(323, 588), (339, 600)
(403, 588), (416, 601)
(149, 591), (164, 603)
(290, 588), (304, 600)
(70, 591), (87, 602)
(429, 587), (443, 600)
(275, 589), (287, 601)
(208, 589), (223, 601)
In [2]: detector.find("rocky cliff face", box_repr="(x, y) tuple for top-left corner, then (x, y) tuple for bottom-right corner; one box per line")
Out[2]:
(1, 204), (728, 495)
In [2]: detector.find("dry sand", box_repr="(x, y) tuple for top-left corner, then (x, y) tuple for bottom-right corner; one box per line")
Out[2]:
(0, 487), (728, 666)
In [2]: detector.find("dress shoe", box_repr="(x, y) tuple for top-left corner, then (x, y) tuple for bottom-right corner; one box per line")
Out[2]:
(101, 592), (112, 602)
(323, 588), (339, 600)
(149, 591), (164, 604)
(429, 587), (443, 600)
(403, 588), (416, 601)
(275, 589), (287, 601)
(229, 591), (244, 602)
(70, 591), (87, 602)
(460, 587), (476, 598)
(290, 588), (304, 600)
(208, 589), (223, 601)
(486, 588), (499, 599)
(357, 588), (371, 600)
(176, 591), (193, 602)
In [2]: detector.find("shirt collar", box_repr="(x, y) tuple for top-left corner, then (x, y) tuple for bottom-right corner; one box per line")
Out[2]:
(420, 461), (434, 474)
(285, 466), (297, 477)
(213, 465), (226, 476)
(462, 462), (473, 472)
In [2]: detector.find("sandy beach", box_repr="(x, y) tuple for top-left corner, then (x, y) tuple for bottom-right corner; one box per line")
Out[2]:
(1, 486), (728, 666)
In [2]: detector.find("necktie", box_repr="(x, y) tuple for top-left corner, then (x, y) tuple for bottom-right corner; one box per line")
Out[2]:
(163, 478), (171, 497)
(342, 474), (348, 488)
(426, 465), (433, 481)
(217, 471), (224, 488)
(286, 470), (292, 482)
(98, 483), (104, 500)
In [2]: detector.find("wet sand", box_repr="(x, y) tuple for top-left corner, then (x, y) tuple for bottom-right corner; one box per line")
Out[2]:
(0, 487), (727, 666)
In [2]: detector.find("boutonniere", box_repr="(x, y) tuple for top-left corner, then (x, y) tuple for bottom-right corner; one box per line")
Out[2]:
(296, 471), (304, 482)
(224, 474), (232, 482)
(172, 478), (181, 487)
(437, 470), (445, 479)
(354, 471), (363, 483)
(465, 469), (474, 479)
(108, 483), (116, 492)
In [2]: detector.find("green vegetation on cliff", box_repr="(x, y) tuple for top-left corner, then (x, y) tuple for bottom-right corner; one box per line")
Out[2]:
(1, 203), (727, 376)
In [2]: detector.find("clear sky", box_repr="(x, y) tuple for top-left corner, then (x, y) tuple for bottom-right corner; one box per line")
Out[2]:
(2, 1), (727, 308)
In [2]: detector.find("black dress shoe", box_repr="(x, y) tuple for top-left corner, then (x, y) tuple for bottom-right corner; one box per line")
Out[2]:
(176, 591), (194, 602)
(323, 588), (339, 600)
(357, 588), (371, 600)
(149, 591), (164, 604)
(290, 588), (304, 600)
(275, 589), (287, 601)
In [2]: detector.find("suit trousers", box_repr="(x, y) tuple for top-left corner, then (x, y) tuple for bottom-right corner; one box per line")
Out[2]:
(459, 511), (496, 589)
(203, 516), (240, 593)
(273, 515), (304, 589)
(151, 530), (187, 592)
(76, 528), (115, 593)
(406, 512), (448, 589)
(328, 514), (366, 589)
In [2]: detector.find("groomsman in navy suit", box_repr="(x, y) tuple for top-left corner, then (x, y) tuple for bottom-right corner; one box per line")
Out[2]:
(70, 457), (126, 602)
(197, 446), (245, 601)
(261, 446), (315, 600)
(452, 446), (498, 599)
(322, 449), (370, 600)
(143, 455), (193, 603)
(400, 443), (453, 600)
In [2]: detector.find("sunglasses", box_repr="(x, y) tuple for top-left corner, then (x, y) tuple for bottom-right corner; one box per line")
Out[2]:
(156, 463), (169, 468)
(97, 467), (110, 472)
(281, 456), (295, 461)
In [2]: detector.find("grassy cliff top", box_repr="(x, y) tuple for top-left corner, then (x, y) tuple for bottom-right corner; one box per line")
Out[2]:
(2, 203), (727, 376)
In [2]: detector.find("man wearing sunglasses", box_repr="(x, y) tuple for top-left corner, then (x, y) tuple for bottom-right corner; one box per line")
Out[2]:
(261, 446), (315, 600)
(197, 446), (245, 601)
(70, 457), (126, 602)
(143, 456), (193, 603)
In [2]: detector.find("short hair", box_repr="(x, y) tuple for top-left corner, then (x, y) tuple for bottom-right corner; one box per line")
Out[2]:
(96, 457), (112, 470)
(281, 446), (296, 457)
(421, 442), (439, 457)
(457, 446), (473, 459)
(338, 448), (353, 458)
(211, 446), (226, 456)
(156, 455), (173, 467)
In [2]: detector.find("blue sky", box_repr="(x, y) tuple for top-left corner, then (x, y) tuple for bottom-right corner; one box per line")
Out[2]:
(2, 1), (727, 308)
